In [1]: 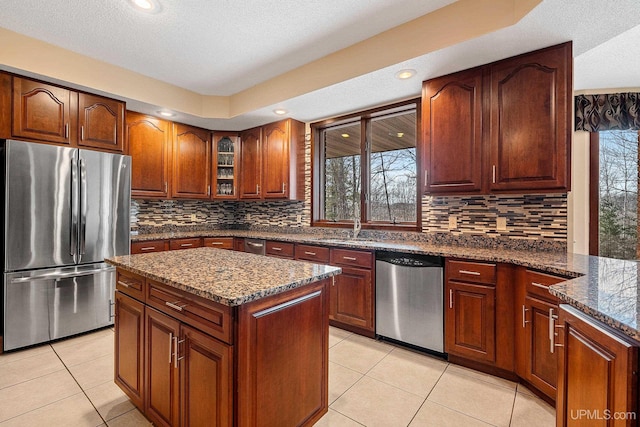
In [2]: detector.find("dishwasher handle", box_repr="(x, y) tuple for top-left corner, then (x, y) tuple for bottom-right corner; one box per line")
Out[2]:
(376, 255), (442, 268)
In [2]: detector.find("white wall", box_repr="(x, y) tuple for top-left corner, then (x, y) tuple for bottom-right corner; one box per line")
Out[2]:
(567, 131), (590, 254)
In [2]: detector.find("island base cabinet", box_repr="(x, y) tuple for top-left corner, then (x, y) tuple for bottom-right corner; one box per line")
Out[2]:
(145, 307), (232, 427)
(114, 292), (145, 411)
(556, 305), (638, 427)
(236, 279), (329, 427)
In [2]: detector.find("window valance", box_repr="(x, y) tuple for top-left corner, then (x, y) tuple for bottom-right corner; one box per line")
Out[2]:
(575, 93), (640, 132)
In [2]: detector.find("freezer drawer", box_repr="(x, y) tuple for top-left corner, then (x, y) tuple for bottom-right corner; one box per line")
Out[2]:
(3, 264), (115, 351)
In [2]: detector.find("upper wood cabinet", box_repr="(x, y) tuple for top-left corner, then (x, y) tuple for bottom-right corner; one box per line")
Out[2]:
(212, 132), (239, 200)
(11, 77), (75, 145)
(421, 42), (572, 195)
(9, 75), (125, 152)
(127, 112), (172, 198)
(77, 93), (125, 152)
(239, 126), (262, 199)
(422, 67), (484, 194)
(489, 42), (571, 192)
(172, 123), (211, 199)
(239, 119), (305, 200)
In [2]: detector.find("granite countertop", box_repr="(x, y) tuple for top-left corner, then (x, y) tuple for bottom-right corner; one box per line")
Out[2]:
(130, 229), (640, 342)
(106, 247), (341, 306)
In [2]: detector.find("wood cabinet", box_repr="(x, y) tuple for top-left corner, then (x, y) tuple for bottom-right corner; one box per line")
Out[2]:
(127, 112), (172, 198)
(239, 119), (305, 200)
(329, 248), (375, 337)
(488, 42), (571, 192)
(420, 42), (571, 195)
(265, 240), (295, 259)
(169, 238), (202, 251)
(422, 67), (484, 194)
(556, 304), (638, 427)
(445, 259), (497, 363)
(172, 123), (211, 199)
(114, 291), (145, 410)
(515, 268), (564, 401)
(9, 75), (125, 152)
(212, 132), (239, 200)
(238, 126), (262, 199)
(203, 237), (234, 250)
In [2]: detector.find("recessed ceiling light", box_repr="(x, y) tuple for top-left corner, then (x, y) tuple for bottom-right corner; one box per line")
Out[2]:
(129, 0), (161, 13)
(341, 133), (350, 138)
(273, 109), (288, 115)
(157, 110), (175, 117)
(395, 69), (416, 80)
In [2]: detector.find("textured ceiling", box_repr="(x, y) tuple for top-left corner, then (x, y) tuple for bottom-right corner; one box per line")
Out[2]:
(1, 0), (640, 130)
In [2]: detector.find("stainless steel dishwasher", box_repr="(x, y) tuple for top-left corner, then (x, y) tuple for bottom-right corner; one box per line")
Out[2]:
(376, 252), (444, 353)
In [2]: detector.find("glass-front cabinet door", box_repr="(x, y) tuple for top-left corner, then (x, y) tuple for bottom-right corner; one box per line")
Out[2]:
(212, 132), (239, 199)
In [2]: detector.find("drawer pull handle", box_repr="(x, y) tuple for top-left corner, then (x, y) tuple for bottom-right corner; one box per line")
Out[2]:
(166, 301), (187, 311)
(343, 256), (357, 261)
(117, 280), (132, 288)
(459, 270), (481, 276)
(209, 242), (224, 246)
(522, 305), (530, 328)
(272, 247), (283, 251)
(247, 242), (264, 248)
(140, 246), (156, 251)
(449, 289), (453, 309)
(181, 243), (193, 247)
(530, 281), (548, 289)
(304, 251), (316, 256)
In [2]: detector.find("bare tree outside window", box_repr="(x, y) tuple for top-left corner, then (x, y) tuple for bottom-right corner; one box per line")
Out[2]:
(323, 123), (361, 221)
(599, 130), (638, 260)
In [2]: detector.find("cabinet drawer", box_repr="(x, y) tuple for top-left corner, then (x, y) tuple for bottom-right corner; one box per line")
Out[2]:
(447, 259), (496, 285)
(131, 240), (168, 254)
(295, 244), (330, 263)
(525, 269), (565, 302)
(203, 237), (234, 250)
(169, 238), (202, 250)
(330, 248), (373, 269)
(266, 241), (295, 258)
(146, 280), (233, 345)
(116, 269), (145, 301)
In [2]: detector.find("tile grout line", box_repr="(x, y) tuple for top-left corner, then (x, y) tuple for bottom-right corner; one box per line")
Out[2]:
(404, 360), (449, 426)
(50, 343), (109, 426)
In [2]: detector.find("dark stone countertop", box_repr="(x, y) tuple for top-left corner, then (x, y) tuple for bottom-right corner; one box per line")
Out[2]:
(106, 247), (341, 306)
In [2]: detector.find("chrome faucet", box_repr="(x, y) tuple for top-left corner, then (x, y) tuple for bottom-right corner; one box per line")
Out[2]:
(353, 217), (361, 239)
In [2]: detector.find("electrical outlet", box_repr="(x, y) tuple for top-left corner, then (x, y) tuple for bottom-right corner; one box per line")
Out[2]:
(448, 215), (457, 230)
(496, 217), (507, 231)
(296, 214), (302, 224)
(190, 214), (197, 221)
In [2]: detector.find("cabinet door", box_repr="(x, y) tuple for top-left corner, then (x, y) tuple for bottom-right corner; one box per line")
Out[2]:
(523, 296), (557, 400)
(77, 93), (124, 152)
(114, 292), (145, 410)
(489, 42), (571, 192)
(330, 266), (374, 333)
(180, 324), (232, 427)
(422, 68), (483, 194)
(556, 305), (638, 427)
(239, 126), (262, 199)
(12, 77), (75, 145)
(262, 120), (289, 199)
(172, 123), (211, 199)
(145, 308), (180, 427)
(212, 132), (239, 200)
(127, 112), (172, 198)
(445, 280), (496, 363)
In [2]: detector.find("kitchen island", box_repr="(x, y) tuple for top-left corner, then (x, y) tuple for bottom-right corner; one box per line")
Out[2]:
(106, 247), (341, 427)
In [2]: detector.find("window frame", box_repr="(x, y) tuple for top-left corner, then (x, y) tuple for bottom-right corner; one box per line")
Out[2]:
(311, 98), (421, 231)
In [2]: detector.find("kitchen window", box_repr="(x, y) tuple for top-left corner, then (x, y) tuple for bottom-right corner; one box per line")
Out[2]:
(589, 130), (640, 259)
(312, 100), (419, 229)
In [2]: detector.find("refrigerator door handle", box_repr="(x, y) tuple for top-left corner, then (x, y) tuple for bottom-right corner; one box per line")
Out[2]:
(70, 157), (79, 263)
(9, 266), (115, 283)
(79, 158), (88, 260)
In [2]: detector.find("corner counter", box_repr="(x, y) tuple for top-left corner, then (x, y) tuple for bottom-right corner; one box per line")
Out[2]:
(106, 247), (341, 427)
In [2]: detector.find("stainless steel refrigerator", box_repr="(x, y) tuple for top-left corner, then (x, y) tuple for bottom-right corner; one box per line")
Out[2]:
(1, 139), (131, 351)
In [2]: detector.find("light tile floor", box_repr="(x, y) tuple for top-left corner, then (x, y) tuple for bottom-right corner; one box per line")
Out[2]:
(0, 326), (556, 426)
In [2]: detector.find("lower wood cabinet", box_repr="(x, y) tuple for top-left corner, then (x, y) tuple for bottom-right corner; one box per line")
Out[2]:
(329, 248), (374, 337)
(131, 240), (169, 254)
(145, 307), (232, 427)
(556, 304), (638, 427)
(114, 292), (145, 410)
(203, 237), (235, 250)
(169, 238), (202, 251)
